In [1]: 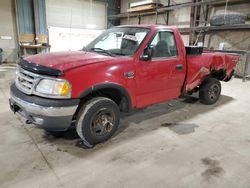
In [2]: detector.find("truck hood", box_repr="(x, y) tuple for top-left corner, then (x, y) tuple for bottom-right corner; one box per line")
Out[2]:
(25, 51), (114, 72)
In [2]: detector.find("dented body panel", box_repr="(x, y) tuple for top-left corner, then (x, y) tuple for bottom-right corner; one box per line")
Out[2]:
(185, 52), (238, 91)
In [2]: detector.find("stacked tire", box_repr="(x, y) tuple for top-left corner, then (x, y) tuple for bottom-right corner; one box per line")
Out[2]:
(210, 13), (247, 26)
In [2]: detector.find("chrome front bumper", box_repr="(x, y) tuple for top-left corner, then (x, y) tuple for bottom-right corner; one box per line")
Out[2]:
(10, 83), (79, 131)
(10, 93), (78, 117)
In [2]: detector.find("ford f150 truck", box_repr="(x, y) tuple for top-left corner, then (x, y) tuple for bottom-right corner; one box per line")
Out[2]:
(10, 25), (238, 147)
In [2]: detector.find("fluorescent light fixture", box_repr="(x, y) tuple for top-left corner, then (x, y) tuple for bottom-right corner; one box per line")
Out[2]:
(86, 24), (97, 29)
(130, 0), (154, 8)
(1, 36), (12, 40)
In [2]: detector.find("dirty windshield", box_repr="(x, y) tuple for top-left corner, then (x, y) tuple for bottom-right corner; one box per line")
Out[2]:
(85, 27), (150, 56)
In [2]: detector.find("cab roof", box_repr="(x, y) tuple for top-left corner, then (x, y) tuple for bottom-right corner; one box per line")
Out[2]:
(116, 24), (178, 31)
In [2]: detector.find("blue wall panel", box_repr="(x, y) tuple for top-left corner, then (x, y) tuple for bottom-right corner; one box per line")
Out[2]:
(34, 0), (47, 34)
(16, 0), (47, 34)
(16, 0), (35, 34)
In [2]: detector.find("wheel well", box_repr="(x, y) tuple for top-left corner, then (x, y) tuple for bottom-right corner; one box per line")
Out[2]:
(187, 69), (226, 95)
(74, 87), (131, 119)
(87, 88), (125, 109)
(210, 69), (226, 80)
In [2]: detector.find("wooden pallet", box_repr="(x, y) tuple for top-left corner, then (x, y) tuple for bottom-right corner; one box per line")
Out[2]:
(127, 3), (163, 13)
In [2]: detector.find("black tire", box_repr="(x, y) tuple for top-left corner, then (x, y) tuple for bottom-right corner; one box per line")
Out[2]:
(76, 97), (120, 145)
(199, 78), (221, 105)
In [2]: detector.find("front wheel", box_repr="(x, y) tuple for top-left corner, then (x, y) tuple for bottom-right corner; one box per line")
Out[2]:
(76, 97), (120, 147)
(199, 78), (221, 105)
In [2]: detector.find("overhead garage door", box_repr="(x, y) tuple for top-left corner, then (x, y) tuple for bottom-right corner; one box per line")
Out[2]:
(45, 0), (106, 52)
(46, 0), (106, 29)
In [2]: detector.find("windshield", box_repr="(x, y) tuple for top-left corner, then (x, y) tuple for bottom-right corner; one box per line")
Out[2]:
(85, 27), (150, 56)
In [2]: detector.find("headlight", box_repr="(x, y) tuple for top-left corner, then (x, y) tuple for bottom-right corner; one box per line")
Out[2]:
(35, 79), (71, 98)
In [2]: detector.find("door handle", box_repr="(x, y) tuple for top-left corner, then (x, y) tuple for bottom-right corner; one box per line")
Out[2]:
(176, 64), (183, 71)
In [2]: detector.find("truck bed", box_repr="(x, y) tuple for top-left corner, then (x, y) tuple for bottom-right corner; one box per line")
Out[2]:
(184, 52), (239, 92)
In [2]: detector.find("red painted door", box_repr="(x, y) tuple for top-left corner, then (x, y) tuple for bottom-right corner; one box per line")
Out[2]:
(135, 30), (185, 107)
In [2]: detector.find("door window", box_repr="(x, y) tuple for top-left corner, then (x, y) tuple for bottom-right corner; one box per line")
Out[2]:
(149, 31), (178, 59)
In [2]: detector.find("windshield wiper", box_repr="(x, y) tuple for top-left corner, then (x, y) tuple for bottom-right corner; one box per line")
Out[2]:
(112, 52), (127, 56)
(90, 48), (115, 57)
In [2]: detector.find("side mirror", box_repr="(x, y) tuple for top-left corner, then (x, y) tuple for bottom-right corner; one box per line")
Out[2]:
(141, 54), (150, 61)
(140, 47), (152, 61)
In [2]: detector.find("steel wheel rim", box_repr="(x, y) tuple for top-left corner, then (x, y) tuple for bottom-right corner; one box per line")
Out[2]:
(90, 108), (115, 137)
(208, 84), (219, 101)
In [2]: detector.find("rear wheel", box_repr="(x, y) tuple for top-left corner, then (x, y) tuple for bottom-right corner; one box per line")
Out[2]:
(76, 97), (120, 146)
(199, 78), (221, 105)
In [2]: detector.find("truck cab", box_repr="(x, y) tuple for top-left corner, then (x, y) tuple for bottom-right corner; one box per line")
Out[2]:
(10, 25), (238, 147)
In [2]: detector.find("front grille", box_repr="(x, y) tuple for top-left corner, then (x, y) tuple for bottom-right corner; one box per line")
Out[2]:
(15, 67), (39, 95)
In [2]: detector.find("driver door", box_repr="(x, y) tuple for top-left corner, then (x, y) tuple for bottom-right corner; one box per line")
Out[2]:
(135, 30), (185, 108)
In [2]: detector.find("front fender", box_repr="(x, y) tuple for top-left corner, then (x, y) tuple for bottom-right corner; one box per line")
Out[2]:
(78, 82), (132, 112)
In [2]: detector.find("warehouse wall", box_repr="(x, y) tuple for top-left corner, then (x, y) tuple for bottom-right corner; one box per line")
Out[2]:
(0, 0), (18, 62)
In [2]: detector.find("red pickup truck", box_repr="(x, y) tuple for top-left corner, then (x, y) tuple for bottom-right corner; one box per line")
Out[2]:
(10, 25), (238, 147)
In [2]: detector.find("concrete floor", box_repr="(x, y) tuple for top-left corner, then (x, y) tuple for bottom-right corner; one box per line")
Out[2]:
(1, 64), (250, 188)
